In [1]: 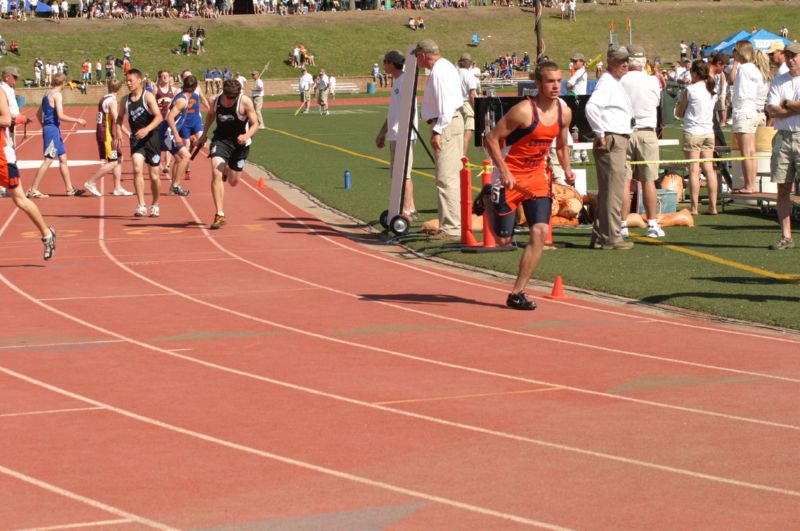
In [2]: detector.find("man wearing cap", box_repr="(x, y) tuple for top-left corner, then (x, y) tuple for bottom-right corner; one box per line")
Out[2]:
(567, 52), (588, 163)
(251, 70), (265, 129)
(620, 44), (665, 239)
(457, 52), (478, 155)
(415, 38), (465, 240)
(767, 42), (790, 76)
(765, 42), (800, 250)
(0, 66), (31, 198)
(586, 44), (634, 250)
(376, 50), (418, 219)
(316, 68), (330, 116)
(298, 66), (313, 114)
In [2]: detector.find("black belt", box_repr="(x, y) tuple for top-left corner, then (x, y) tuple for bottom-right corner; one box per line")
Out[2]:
(605, 132), (630, 139)
(634, 127), (655, 132)
(426, 109), (463, 125)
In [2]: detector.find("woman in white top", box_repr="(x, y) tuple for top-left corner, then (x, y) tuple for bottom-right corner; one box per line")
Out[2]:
(676, 60), (718, 215)
(730, 40), (771, 193)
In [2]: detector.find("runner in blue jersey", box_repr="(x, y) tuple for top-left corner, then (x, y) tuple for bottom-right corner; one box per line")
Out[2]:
(27, 73), (87, 198)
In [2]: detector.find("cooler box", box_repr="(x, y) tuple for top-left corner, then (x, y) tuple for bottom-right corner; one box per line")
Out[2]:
(639, 189), (678, 215)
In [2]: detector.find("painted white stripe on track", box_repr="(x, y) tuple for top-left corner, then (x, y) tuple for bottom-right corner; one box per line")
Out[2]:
(0, 464), (174, 530)
(0, 407), (104, 418)
(17, 518), (131, 530)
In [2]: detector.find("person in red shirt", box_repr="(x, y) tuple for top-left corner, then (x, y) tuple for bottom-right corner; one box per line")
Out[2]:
(483, 61), (574, 310)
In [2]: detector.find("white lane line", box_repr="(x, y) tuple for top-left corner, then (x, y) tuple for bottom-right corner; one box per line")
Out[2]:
(0, 366), (569, 530)
(0, 407), (104, 418)
(40, 294), (173, 302)
(0, 340), (124, 350)
(0, 464), (174, 531)
(195, 187), (800, 384)
(16, 518), (132, 530)
(100, 198), (800, 432)
(242, 177), (800, 346)
(4, 261), (800, 500)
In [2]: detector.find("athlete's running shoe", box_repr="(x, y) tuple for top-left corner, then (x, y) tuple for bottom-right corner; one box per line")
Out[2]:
(169, 184), (190, 196)
(506, 291), (537, 311)
(66, 188), (85, 197)
(149, 205), (160, 217)
(84, 181), (101, 197)
(27, 189), (49, 199)
(42, 227), (56, 261)
(210, 213), (226, 229)
(134, 205), (147, 217)
(113, 188), (134, 196)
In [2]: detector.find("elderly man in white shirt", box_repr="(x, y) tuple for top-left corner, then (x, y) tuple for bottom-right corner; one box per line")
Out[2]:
(586, 44), (635, 250)
(567, 52), (589, 163)
(457, 52), (478, 156)
(415, 39), (464, 240)
(298, 66), (313, 114)
(765, 42), (800, 250)
(0, 66), (32, 197)
(250, 70), (265, 129)
(620, 44), (665, 239)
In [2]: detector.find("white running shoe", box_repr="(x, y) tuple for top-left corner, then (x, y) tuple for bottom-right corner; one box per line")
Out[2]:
(647, 224), (665, 238)
(84, 181), (102, 197)
(113, 188), (134, 196)
(134, 204), (147, 217)
(149, 205), (160, 217)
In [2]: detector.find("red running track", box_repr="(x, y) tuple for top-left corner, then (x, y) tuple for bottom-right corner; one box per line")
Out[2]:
(1, 106), (799, 530)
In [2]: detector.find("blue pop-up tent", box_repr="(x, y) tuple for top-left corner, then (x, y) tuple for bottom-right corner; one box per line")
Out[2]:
(702, 30), (751, 57)
(703, 28), (790, 57)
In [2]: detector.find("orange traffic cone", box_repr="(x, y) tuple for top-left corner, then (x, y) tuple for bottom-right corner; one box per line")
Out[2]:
(544, 275), (570, 300)
(256, 177), (267, 190)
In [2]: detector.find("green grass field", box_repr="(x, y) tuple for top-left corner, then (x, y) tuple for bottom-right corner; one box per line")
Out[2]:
(2, 1), (796, 82)
(4, 2), (800, 330)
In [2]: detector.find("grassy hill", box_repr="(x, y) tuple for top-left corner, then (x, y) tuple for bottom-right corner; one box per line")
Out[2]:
(0, 1), (794, 81)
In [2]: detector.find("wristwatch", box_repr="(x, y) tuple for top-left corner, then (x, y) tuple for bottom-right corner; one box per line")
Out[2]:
(782, 99), (790, 109)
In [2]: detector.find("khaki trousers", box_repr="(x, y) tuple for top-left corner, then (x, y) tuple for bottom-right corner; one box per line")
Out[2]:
(253, 95), (264, 128)
(593, 134), (629, 245)
(433, 113), (465, 235)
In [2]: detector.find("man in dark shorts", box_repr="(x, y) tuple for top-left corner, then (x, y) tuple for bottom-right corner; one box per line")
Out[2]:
(118, 68), (163, 217)
(84, 78), (133, 197)
(196, 79), (258, 229)
(483, 62), (575, 310)
(0, 87), (56, 260)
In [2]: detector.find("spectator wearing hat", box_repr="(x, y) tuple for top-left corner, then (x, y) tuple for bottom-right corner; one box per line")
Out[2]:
(457, 52), (478, 155)
(315, 68), (330, 116)
(621, 44), (665, 238)
(567, 52), (588, 163)
(298, 66), (313, 114)
(765, 42), (800, 250)
(585, 44), (634, 250)
(251, 70), (265, 129)
(767, 42), (790, 76)
(415, 38), (465, 240)
(375, 50), (418, 219)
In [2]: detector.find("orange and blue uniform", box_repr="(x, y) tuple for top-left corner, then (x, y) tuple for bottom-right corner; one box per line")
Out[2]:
(492, 97), (563, 237)
(0, 120), (19, 190)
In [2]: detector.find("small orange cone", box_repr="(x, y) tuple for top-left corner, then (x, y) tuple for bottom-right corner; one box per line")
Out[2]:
(544, 275), (570, 300)
(256, 177), (267, 190)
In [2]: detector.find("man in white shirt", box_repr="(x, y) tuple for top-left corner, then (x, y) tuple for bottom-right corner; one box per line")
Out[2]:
(298, 66), (313, 114)
(375, 50), (418, 219)
(767, 42), (790, 76)
(620, 44), (664, 239)
(315, 68), (330, 116)
(457, 52), (478, 156)
(675, 59), (691, 86)
(415, 38), (464, 240)
(567, 52), (588, 162)
(765, 42), (800, 250)
(250, 70), (265, 129)
(586, 44), (634, 250)
(236, 72), (247, 91)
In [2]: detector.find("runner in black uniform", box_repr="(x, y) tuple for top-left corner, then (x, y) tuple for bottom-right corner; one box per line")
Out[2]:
(196, 79), (258, 229)
(119, 68), (163, 217)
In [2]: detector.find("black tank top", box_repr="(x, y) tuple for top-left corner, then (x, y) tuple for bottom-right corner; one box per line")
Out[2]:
(213, 95), (248, 141)
(126, 92), (153, 135)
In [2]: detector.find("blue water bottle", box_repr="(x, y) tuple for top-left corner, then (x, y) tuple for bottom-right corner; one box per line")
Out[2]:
(344, 170), (352, 190)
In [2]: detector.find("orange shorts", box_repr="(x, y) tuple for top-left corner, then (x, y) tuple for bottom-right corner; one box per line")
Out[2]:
(0, 162), (20, 189)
